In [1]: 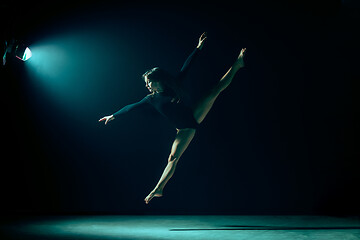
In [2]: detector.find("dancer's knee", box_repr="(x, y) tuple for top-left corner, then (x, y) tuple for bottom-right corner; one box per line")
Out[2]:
(168, 128), (196, 163)
(205, 84), (222, 102)
(168, 154), (179, 163)
(215, 81), (227, 94)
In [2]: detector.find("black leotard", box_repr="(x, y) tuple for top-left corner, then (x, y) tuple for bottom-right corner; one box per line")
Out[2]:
(112, 48), (200, 129)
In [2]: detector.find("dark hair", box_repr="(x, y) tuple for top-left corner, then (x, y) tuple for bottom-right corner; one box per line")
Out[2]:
(142, 67), (184, 101)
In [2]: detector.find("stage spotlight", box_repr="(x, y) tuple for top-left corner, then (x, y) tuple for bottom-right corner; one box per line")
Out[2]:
(3, 40), (32, 65)
(15, 45), (32, 61)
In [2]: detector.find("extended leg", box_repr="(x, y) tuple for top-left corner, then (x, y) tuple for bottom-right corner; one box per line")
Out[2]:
(193, 48), (246, 123)
(144, 128), (196, 204)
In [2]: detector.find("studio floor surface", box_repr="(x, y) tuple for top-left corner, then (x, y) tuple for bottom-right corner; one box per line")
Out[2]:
(1, 215), (360, 240)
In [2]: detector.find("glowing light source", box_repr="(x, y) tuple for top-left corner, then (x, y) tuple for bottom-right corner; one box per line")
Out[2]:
(22, 47), (32, 61)
(3, 40), (32, 65)
(15, 45), (32, 61)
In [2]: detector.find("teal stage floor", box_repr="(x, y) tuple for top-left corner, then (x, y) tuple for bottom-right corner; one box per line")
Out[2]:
(1, 215), (360, 240)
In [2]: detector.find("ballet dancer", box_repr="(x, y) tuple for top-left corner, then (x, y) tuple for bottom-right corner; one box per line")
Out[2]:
(99, 32), (246, 204)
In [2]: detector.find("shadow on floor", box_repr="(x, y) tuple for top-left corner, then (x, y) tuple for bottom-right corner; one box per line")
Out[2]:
(170, 225), (360, 231)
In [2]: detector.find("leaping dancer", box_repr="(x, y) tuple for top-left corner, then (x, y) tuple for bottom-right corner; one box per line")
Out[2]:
(99, 32), (246, 204)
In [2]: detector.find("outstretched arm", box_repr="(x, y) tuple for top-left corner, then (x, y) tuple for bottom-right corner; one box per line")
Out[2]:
(177, 32), (207, 81)
(99, 96), (150, 125)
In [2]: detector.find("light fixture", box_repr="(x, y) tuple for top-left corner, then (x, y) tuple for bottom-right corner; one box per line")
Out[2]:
(3, 40), (32, 65)
(15, 44), (32, 61)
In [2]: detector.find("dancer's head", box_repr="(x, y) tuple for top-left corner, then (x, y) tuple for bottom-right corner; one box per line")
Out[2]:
(142, 67), (183, 98)
(143, 67), (166, 93)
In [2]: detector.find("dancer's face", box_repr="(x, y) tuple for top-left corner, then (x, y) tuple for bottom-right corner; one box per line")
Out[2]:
(144, 76), (162, 93)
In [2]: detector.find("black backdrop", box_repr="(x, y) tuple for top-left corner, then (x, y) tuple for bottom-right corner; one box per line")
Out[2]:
(1, 0), (359, 215)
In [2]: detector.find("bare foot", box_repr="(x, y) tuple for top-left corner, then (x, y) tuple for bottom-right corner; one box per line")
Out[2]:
(234, 48), (246, 69)
(144, 189), (163, 204)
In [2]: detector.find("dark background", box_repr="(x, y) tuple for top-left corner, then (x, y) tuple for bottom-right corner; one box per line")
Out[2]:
(1, 0), (359, 215)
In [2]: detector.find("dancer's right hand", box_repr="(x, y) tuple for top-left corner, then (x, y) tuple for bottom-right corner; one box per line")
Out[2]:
(197, 32), (207, 50)
(99, 115), (115, 125)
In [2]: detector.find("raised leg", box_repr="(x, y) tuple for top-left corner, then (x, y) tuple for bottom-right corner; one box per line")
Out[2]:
(144, 128), (196, 204)
(193, 48), (246, 124)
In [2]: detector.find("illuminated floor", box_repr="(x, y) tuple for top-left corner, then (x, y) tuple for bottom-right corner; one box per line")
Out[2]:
(1, 215), (360, 240)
